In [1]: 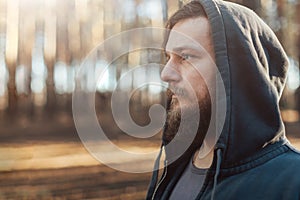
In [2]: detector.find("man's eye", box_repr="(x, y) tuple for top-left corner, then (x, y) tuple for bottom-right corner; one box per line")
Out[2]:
(181, 53), (192, 60)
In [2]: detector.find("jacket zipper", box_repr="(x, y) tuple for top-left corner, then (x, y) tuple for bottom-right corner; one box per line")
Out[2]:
(151, 160), (168, 200)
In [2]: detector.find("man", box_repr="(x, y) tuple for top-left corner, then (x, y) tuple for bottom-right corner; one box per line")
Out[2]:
(295, 86), (300, 120)
(147, 0), (300, 199)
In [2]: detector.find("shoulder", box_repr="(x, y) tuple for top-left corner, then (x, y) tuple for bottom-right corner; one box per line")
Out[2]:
(269, 143), (300, 166)
(280, 143), (300, 161)
(265, 144), (300, 179)
(236, 144), (300, 183)
(215, 145), (300, 199)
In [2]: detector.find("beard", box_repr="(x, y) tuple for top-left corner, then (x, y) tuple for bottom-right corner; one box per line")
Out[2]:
(162, 88), (211, 159)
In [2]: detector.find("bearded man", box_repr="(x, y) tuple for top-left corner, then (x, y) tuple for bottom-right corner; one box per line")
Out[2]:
(147, 1), (300, 200)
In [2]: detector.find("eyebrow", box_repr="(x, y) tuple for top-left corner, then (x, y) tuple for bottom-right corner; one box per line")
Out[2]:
(165, 45), (205, 55)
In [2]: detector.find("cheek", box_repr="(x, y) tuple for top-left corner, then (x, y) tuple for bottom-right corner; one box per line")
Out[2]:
(183, 71), (205, 92)
(183, 72), (211, 103)
(181, 59), (216, 96)
(190, 62), (215, 92)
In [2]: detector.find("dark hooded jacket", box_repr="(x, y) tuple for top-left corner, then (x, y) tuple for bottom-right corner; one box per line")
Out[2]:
(146, 0), (300, 199)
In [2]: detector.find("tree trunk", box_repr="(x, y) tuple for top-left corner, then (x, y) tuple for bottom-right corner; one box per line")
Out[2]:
(5, 0), (19, 114)
(241, 0), (261, 12)
(7, 62), (17, 114)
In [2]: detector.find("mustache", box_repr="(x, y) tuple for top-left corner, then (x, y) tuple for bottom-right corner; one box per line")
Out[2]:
(167, 87), (187, 97)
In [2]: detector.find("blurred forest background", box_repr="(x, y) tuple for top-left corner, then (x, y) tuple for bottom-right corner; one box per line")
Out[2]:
(0, 0), (300, 199)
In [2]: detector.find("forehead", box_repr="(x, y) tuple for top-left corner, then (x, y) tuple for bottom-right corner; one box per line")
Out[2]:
(166, 17), (213, 53)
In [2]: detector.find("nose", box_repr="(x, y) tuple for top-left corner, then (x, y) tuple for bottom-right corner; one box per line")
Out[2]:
(160, 60), (181, 83)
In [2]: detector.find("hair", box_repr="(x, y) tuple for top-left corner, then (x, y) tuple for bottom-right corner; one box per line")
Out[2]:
(162, 1), (207, 49)
(165, 1), (207, 30)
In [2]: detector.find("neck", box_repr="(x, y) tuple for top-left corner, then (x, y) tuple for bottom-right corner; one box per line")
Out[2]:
(193, 142), (214, 169)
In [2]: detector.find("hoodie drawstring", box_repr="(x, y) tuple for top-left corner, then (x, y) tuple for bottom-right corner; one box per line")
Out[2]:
(211, 148), (222, 200)
(146, 145), (163, 200)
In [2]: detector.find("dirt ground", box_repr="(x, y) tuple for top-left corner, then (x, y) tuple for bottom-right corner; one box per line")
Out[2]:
(0, 111), (299, 200)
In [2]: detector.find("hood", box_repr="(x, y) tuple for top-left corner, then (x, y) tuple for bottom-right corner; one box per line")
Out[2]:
(197, 0), (289, 167)
(147, 1), (289, 198)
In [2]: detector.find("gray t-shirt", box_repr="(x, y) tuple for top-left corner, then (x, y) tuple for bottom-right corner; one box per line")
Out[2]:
(169, 157), (207, 200)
